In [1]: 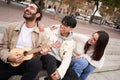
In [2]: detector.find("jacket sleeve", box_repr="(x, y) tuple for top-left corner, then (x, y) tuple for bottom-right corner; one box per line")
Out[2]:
(57, 40), (76, 79)
(44, 28), (58, 45)
(0, 26), (11, 63)
(85, 54), (105, 69)
(38, 31), (50, 47)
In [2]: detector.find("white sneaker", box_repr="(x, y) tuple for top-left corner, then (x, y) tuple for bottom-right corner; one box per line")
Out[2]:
(39, 76), (47, 80)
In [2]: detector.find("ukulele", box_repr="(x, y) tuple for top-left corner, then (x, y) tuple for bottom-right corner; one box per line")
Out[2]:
(9, 41), (61, 67)
(10, 47), (42, 67)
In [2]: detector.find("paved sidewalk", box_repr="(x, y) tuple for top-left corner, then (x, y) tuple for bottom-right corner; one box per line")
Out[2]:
(0, 1), (120, 80)
(88, 70), (120, 80)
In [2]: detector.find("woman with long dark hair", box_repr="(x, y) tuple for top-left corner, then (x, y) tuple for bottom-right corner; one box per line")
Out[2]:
(71, 31), (109, 80)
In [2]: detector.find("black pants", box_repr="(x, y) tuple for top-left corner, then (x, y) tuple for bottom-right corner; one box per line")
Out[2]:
(0, 57), (42, 80)
(41, 54), (79, 80)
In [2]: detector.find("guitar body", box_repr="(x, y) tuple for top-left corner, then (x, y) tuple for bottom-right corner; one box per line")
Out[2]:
(10, 48), (33, 67)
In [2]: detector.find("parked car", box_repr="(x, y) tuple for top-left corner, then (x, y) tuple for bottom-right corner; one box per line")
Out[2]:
(46, 8), (56, 13)
(75, 14), (90, 21)
(75, 15), (84, 20)
(113, 22), (120, 30)
(20, 1), (30, 5)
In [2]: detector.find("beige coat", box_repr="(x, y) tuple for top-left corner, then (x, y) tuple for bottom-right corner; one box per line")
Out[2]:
(0, 21), (48, 63)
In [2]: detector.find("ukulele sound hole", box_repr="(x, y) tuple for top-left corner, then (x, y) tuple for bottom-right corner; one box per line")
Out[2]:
(23, 51), (28, 56)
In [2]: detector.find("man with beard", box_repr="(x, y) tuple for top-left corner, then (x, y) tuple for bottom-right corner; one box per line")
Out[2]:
(0, 3), (50, 80)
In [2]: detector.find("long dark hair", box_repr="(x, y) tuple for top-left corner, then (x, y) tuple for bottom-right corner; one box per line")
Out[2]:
(84, 31), (109, 61)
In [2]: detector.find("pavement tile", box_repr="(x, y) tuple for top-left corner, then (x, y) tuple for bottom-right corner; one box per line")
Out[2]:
(88, 70), (120, 80)
(88, 73), (108, 80)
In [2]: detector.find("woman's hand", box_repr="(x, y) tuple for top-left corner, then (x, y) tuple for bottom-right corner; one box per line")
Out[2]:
(50, 25), (57, 30)
(74, 55), (85, 59)
(74, 55), (81, 59)
(51, 71), (60, 80)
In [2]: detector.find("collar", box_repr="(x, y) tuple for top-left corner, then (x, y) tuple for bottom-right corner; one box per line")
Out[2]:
(14, 21), (40, 33)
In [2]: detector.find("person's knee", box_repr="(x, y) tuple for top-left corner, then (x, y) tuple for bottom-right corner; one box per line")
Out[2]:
(41, 54), (56, 62)
(27, 58), (42, 70)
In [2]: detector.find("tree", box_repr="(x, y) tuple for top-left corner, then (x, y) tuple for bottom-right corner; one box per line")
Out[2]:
(6, 0), (11, 4)
(63, 0), (85, 15)
(88, 0), (120, 24)
(102, 0), (120, 8)
(57, 0), (63, 13)
(89, 0), (99, 23)
(38, 0), (45, 9)
(101, 0), (120, 23)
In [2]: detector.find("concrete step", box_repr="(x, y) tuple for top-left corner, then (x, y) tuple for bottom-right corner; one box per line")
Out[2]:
(0, 33), (3, 40)
(0, 22), (8, 40)
(94, 55), (120, 73)
(87, 70), (120, 80)
(0, 22), (8, 33)
(105, 38), (120, 55)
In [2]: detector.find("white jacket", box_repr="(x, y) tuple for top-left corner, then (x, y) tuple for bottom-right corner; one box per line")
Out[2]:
(44, 28), (76, 79)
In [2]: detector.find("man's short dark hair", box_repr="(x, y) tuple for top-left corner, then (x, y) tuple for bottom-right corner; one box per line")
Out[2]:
(61, 16), (77, 28)
(31, 2), (42, 21)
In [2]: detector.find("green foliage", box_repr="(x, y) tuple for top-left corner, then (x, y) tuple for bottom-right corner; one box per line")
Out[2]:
(87, 0), (120, 8)
(102, 0), (120, 8)
(63, 0), (85, 9)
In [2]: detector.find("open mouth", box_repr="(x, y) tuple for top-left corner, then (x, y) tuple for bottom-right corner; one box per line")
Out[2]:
(24, 10), (31, 16)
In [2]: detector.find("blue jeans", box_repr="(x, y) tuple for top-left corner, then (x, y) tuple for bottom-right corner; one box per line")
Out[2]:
(71, 57), (95, 80)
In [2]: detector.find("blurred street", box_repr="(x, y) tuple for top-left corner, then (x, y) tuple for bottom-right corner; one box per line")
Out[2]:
(0, 0), (120, 39)
(0, 1), (120, 80)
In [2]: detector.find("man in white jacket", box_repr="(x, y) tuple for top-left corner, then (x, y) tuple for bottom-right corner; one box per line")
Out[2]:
(41, 16), (78, 80)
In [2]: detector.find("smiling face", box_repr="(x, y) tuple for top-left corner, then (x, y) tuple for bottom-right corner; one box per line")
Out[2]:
(88, 33), (99, 46)
(60, 16), (77, 37)
(60, 23), (73, 37)
(23, 3), (39, 21)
